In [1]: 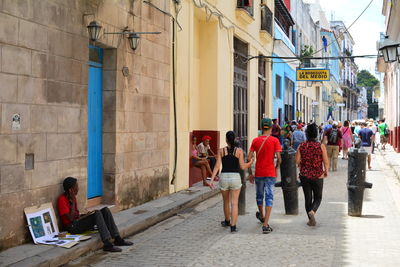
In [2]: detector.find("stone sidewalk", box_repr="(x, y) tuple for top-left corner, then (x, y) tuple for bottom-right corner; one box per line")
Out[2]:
(379, 144), (400, 179)
(66, 149), (400, 267)
(0, 184), (219, 267)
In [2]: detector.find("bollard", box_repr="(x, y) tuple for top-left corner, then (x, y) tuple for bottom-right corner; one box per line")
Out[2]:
(238, 168), (246, 215)
(275, 140), (301, 215)
(347, 147), (373, 216)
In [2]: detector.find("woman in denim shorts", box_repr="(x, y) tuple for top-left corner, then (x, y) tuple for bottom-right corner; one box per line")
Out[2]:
(209, 131), (253, 232)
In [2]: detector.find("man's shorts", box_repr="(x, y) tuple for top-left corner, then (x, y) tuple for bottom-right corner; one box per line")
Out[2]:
(362, 146), (372, 155)
(255, 177), (276, 207)
(219, 172), (242, 191)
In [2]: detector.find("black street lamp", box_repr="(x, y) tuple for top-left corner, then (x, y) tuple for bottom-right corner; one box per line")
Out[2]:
(87, 20), (102, 42)
(378, 36), (400, 63)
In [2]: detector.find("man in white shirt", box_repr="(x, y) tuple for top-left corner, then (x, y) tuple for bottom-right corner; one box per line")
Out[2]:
(197, 136), (216, 171)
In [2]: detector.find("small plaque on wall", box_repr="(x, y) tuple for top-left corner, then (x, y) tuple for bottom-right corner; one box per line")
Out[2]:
(12, 113), (21, 130)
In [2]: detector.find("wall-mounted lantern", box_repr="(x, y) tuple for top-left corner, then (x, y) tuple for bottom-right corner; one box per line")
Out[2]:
(378, 36), (400, 63)
(87, 20), (102, 42)
(127, 33), (140, 51)
(86, 20), (161, 51)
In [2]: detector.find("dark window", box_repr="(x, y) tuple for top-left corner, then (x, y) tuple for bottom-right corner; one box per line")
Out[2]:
(274, 0), (295, 41)
(258, 57), (267, 130)
(284, 77), (294, 120)
(234, 38), (249, 152)
(275, 75), (281, 98)
(237, 0), (254, 16)
(89, 46), (103, 64)
(261, 5), (273, 35)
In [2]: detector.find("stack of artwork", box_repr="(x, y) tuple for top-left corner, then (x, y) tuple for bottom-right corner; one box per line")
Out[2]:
(24, 203), (90, 248)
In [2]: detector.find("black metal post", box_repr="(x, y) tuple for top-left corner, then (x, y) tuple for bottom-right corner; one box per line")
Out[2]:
(347, 147), (373, 216)
(275, 140), (300, 215)
(238, 168), (246, 215)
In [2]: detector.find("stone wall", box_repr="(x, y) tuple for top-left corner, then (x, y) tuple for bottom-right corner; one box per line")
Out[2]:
(0, 0), (170, 249)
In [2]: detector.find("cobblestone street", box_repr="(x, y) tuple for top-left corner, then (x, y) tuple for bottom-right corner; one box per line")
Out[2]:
(67, 150), (400, 267)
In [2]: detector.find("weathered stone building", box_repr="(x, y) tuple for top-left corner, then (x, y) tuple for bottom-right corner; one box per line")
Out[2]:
(0, 0), (170, 249)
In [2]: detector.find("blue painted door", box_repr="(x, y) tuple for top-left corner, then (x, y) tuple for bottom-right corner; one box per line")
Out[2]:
(87, 46), (103, 199)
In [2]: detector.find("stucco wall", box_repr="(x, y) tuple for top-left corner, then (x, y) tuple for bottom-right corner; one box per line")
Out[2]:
(170, 0), (274, 192)
(0, 0), (170, 249)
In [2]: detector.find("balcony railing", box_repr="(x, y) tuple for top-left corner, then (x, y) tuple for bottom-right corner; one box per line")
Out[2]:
(260, 5), (273, 35)
(237, 0), (254, 16)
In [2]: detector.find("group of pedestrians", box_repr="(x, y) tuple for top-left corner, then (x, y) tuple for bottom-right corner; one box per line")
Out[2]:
(207, 116), (390, 234)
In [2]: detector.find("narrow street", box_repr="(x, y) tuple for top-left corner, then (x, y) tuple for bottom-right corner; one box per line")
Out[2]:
(66, 150), (400, 267)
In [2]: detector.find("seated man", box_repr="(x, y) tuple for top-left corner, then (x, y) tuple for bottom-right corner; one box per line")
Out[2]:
(197, 135), (217, 171)
(57, 177), (133, 252)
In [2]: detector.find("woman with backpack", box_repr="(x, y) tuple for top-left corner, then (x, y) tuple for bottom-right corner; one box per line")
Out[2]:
(208, 131), (253, 232)
(378, 119), (389, 151)
(323, 122), (342, 171)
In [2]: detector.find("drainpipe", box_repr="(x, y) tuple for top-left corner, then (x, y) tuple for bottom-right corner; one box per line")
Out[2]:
(170, 9), (178, 191)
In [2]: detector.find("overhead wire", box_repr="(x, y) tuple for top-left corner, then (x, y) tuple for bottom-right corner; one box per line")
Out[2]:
(311, 0), (374, 56)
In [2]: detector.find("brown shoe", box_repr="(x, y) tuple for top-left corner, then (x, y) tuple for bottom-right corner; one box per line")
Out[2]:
(103, 245), (122, 252)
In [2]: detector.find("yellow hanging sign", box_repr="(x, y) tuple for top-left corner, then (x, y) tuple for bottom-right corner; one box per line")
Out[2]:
(296, 69), (330, 81)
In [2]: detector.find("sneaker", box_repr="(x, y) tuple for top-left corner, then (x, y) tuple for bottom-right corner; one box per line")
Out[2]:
(262, 225), (273, 234)
(230, 225), (237, 233)
(256, 212), (264, 223)
(221, 220), (230, 227)
(308, 211), (316, 226)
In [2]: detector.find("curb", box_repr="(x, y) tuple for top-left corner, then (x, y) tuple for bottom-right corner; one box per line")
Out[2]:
(2, 186), (219, 267)
(378, 149), (400, 180)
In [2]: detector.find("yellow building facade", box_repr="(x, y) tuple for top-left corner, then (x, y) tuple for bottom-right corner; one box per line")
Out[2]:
(169, 0), (275, 192)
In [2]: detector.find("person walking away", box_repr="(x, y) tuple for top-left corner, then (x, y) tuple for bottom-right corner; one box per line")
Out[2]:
(323, 120), (333, 133)
(291, 121), (297, 132)
(209, 131), (253, 232)
(296, 124), (329, 226)
(191, 136), (213, 186)
(323, 122), (342, 171)
(350, 121), (355, 134)
(282, 125), (293, 147)
(378, 119), (389, 151)
(340, 120), (353, 159)
(319, 123), (324, 142)
(359, 122), (375, 170)
(57, 177), (133, 252)
(271, 119), (281, 139)
(369, 119), (377, 154)
(248, 118), (282, 234)
(293, 124), (306, 150)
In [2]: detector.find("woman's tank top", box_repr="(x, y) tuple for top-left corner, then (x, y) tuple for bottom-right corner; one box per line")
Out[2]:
(221, 147), (239, 173)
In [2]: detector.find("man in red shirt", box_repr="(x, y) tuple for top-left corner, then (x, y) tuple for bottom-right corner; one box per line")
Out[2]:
(248, 118), (282, 234)
(57, 177), (133, 252)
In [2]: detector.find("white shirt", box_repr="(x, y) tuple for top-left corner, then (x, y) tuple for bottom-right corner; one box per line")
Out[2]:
(197, 142), (210, 157)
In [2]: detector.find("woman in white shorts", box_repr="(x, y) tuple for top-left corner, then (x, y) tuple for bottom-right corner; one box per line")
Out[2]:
(209, 131), (253, 232)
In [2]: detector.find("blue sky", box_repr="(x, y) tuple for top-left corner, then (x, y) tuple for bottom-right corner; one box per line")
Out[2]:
(318, 0), (386, 74)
